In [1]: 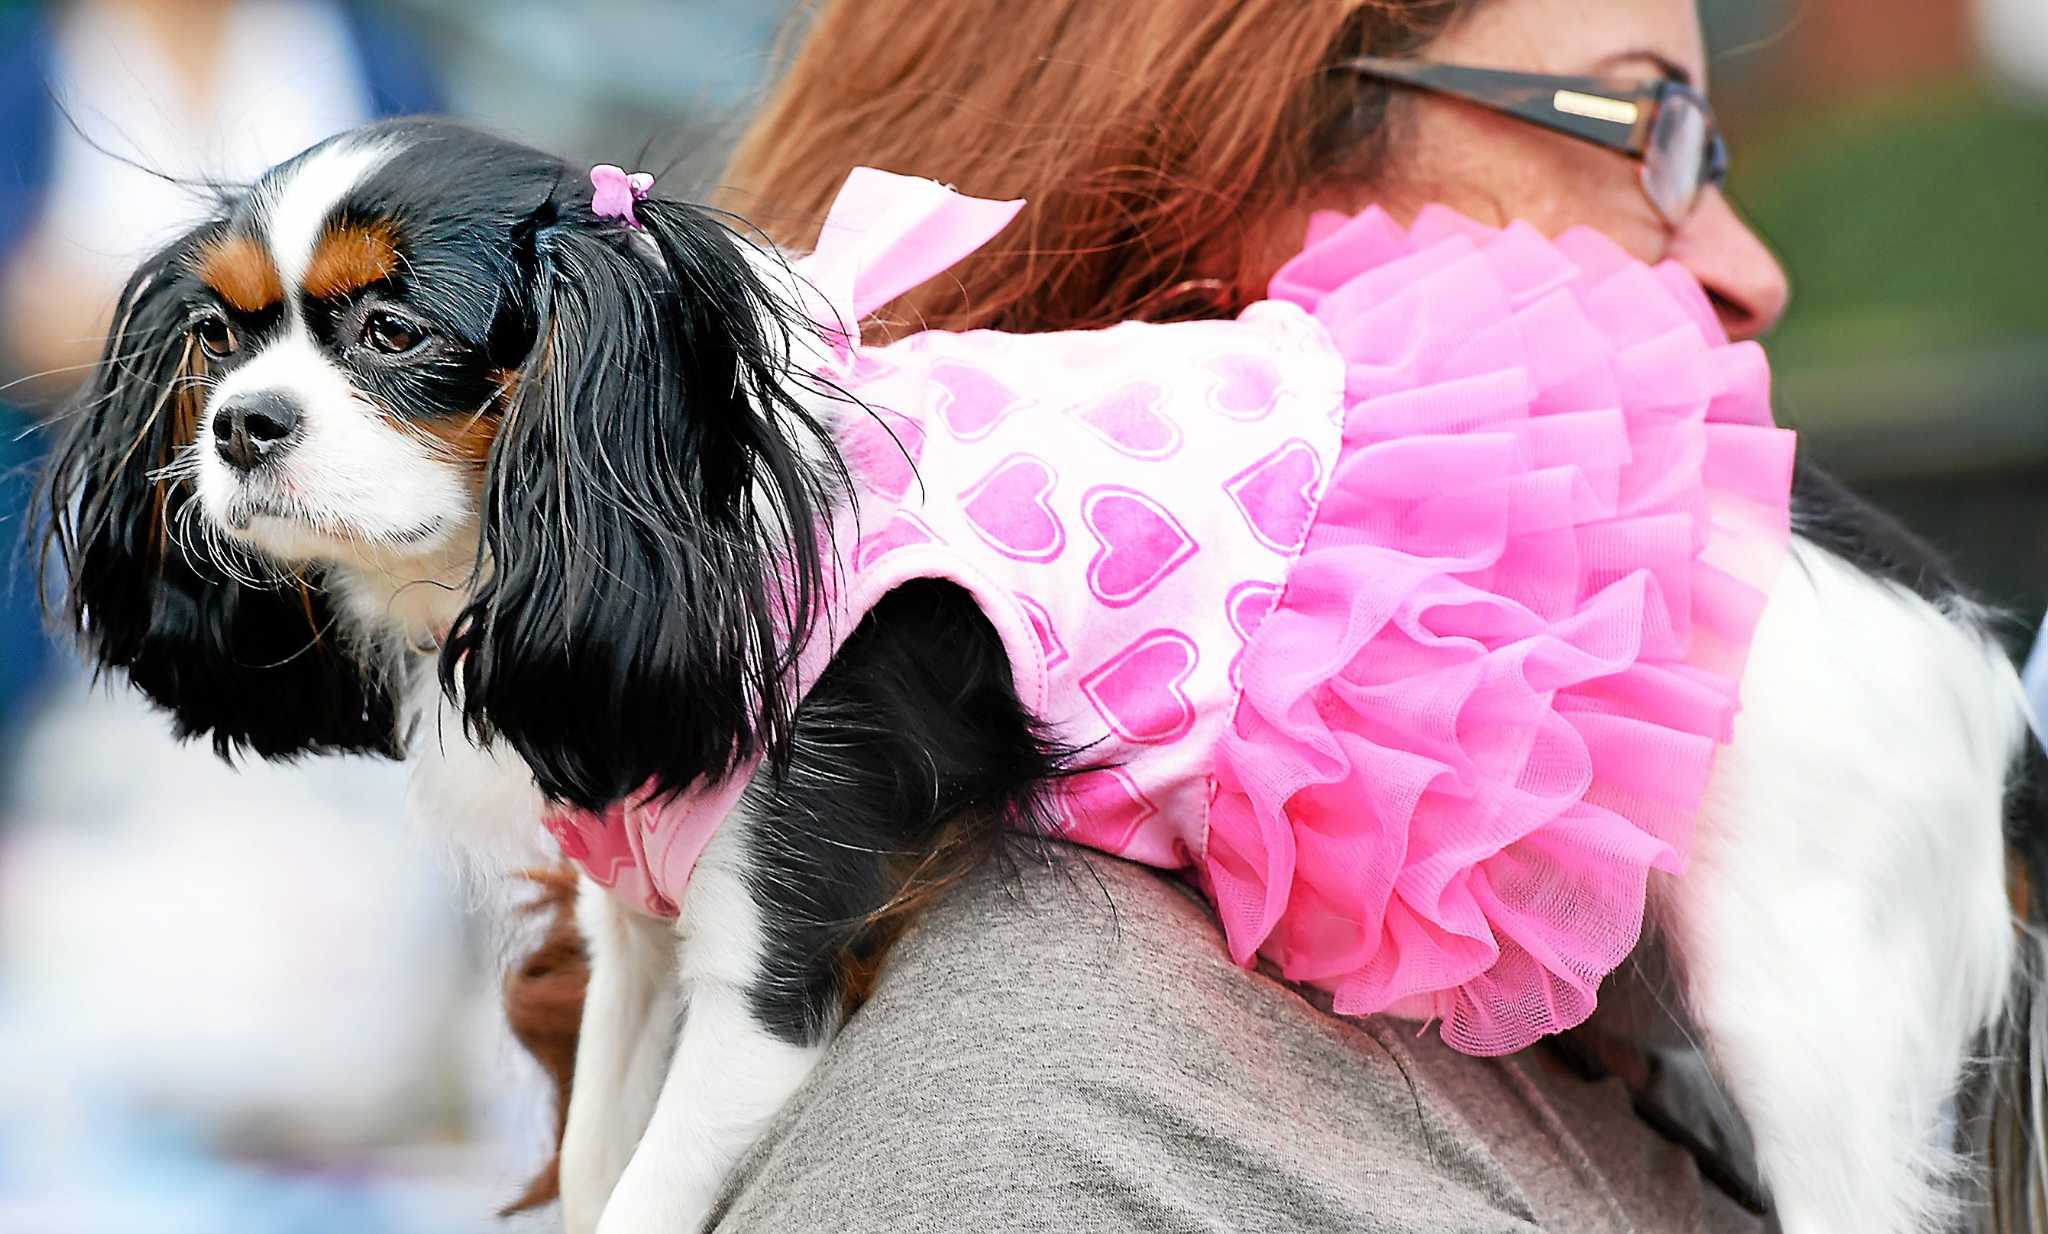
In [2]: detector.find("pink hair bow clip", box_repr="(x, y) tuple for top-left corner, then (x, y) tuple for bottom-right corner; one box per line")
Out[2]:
(590, 164), (656, 229)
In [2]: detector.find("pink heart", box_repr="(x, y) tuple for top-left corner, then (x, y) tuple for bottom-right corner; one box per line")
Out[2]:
(1224, 438), (1322, 554)
(1081, 486), (1198, 608)
(1208, 353), (1283, 420)
(933, 360), (1031, 440)
(1079, 629), (1199, 745)
(1057, 767), (1159, 855)
(1013, 591), (1068, 670)
(960, 454), (1065, 562)
(1068, 382), (1182, 459)
(1224, 580), (1283, 691)
(840, 408), (925, 503)
(851, 511), (935, 573)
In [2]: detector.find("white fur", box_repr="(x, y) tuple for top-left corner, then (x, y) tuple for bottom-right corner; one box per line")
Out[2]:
(175, 132), (834, 1230)
(262, 136), (399, 295)
(198, 331), (476, 563)
(404, 680), (551, 877)
(589, 810), (826, 1234)
(196, 132), (478, 579)
(171, 168), (2039, 1226)
(323, 528), (478, 647)
(560, 878), (683, 1234)
(1660, 539), (2025, 1233)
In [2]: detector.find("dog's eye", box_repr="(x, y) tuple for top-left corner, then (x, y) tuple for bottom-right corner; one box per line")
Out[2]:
(362, 310), (427, 355)
(195, 315), (238, 359)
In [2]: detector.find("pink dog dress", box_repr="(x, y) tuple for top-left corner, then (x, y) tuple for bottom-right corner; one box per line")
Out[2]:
(544, 170), (1795, 1056)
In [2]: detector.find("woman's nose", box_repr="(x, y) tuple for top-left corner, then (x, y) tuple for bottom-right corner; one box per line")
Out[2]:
(1667, 189), (1791, 341)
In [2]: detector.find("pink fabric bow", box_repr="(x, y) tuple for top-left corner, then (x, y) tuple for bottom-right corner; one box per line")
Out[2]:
(590, 164), (656, 229)
(792, 167), (1026, 359)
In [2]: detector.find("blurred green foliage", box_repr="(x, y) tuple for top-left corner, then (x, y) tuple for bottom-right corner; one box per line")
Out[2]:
(1736, 82), (2048, 369)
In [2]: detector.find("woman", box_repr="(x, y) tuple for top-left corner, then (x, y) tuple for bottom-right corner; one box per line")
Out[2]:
(512, 1), (1790, 1229)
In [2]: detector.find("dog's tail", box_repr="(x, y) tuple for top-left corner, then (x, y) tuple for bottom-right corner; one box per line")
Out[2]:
(1978, 738), (2048, 1233)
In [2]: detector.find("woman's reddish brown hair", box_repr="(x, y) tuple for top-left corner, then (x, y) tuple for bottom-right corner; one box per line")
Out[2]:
(503, 0), (1469, 1210)
(720, 0), (1465, 335)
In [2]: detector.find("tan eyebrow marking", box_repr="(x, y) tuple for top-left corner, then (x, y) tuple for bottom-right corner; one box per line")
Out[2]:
(192, 233), (283, 313)
(303, 220), (402, 301)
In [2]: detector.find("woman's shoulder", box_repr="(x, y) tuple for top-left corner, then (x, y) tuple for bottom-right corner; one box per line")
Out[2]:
(710, 850), (1762, 1234)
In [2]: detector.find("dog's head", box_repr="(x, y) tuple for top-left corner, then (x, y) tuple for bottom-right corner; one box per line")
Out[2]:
(41, 119), (840, 808)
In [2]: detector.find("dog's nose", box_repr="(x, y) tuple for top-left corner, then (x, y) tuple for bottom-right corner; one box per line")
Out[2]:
(212, 391), (302, 472)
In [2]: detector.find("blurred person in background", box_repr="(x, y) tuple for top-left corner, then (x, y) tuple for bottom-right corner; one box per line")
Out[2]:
(0, 5), (546, 1233)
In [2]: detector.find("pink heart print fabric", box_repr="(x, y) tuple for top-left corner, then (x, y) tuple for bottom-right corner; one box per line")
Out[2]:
(543, 168), (1795, 1056)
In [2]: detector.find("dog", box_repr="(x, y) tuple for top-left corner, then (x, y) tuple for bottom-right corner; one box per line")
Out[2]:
(38, 117), (2048, 1233)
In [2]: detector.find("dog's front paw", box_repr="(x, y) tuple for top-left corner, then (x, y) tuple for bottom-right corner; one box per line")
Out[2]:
(589, 1172), (721, 1234)
(559, 1177), (610, 1234)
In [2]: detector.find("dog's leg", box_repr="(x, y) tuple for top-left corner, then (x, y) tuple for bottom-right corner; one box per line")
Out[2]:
(588, 581), (1061, 1233)
(592, 812), (827, 1234)
(1662, 541), (2022, 1233)
(560, 877), (684, 1234)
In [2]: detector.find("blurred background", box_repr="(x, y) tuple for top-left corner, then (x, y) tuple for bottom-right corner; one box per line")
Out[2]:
(0, 1), (2043, 1231)
(1704, 0), (2048, 626)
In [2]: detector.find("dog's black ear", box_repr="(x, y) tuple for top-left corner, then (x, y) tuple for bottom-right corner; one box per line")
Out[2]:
(39, 231), (401, 760)
(447, 193), (841, 810)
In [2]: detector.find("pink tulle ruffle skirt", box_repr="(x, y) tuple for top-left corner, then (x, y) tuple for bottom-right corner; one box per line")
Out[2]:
(1202, 205), (1794, 1055)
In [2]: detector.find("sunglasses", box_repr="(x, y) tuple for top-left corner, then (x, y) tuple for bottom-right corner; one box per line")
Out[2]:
(1336, 57), (1730, 228)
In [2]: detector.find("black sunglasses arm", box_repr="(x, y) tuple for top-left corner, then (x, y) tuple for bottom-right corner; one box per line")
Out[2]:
(1336, 57), (1657, 156)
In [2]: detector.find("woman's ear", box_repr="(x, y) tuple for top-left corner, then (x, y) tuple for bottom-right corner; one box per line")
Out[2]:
(446, 193), (842, 811)
(39, 232), (402, 760)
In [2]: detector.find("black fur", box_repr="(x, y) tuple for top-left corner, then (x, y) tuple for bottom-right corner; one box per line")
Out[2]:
(410, 129), (844, 811)
(43, 115), (2048, 1230)
(39, 112), (1071, 1072)
(738, 579), (1085, 1045)
(38, 224), (402, 760)
(2004, 735), (2048, 898)
(38, 117), (1069, 1043)
(1981, 725), (2048, 1227)
(1790, 459), (1969, 608)
(41, 119), (843, 807)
